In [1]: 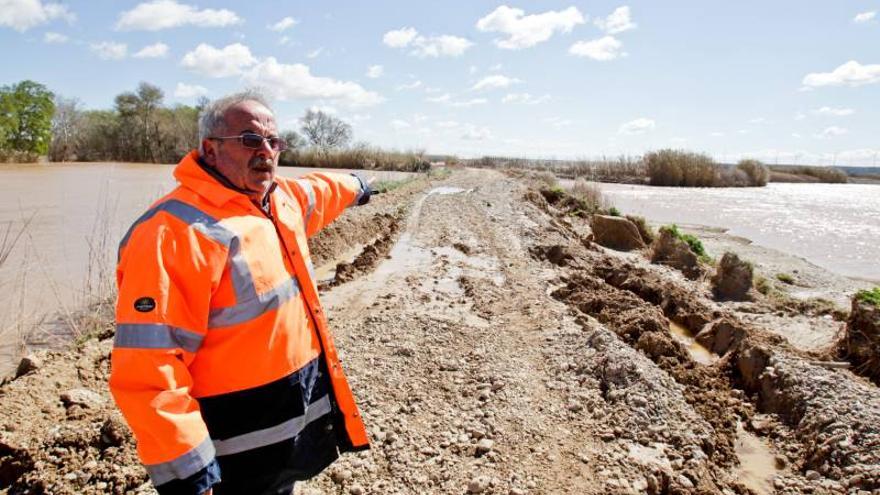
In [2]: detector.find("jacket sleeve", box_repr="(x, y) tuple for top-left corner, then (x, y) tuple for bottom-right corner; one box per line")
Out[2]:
(286, 172), (371, 238)
(109, 213), (226, 495)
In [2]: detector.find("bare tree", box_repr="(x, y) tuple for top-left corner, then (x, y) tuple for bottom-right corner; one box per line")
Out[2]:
(299, 110), (352, 151)
(49, 96), (83, 161)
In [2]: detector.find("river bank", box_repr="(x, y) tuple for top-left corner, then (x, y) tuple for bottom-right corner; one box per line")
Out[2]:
(1, 168), (878, 494)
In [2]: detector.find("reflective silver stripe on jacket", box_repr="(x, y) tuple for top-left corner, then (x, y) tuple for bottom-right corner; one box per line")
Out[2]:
(114, 323), (204, 353)
(294, 179), (316, 224)
(146, 436), (215, 486)
(213, 395), (332, 456)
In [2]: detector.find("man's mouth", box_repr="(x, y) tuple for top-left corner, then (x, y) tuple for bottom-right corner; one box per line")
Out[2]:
(250, 158), (274, 173)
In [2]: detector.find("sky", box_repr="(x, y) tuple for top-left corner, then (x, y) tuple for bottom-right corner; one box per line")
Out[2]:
(1, 0), (879, 166)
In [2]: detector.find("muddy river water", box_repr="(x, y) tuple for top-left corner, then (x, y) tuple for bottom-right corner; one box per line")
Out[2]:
(0, 162), (413, 371)
(574, 181), (880, 282)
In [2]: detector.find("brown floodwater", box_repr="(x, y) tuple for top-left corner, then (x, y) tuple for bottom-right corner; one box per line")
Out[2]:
(0, 162), (413, 375)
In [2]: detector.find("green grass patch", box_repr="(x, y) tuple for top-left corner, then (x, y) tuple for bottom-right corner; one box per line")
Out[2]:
(607, 206), (621, 216)
(775, 273), (795, 285)
(856, 287), (880, 307)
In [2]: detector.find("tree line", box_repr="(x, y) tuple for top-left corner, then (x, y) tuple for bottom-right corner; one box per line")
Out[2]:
(0, 80), (360, 164)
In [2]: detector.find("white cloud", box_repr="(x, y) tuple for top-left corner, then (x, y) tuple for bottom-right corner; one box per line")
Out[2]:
(791, 133), (802, 139)
(427, 93), (451, 103)
(396, 80), (423, 91)
(748, 117), (765, 124)
(243, 57), (384, 107)
(812, 106), (855, 116)
(501, 93), (550, 104)
(90, 41), (127, 60)
(0, 0), (74, 32)
(382, 27), (473, 57)
(269, 16), (297, 32)
(133, 42), (169, 58)
(737, 129), (749, 135)
(469, 65), (478, 74)
(543, 117), (572, 128)
(853, 11), (876, 24)
(307, 105), (337, 115)
(180, 43), (256, 77)
(307, 48), (323, 59)
(174, 82), (208, 98)
(794, 112), (806, 121)
(817, 126), (848, 138)
(436, 120), (459, 129)
(710, 131), (725, 137)
(569, 36), (625, 61)
(366, 65), (383, 78)
(471, 75), (521, 91)
(43, 31), (67, 43)
(618, 117), (655, 135)
(451, 98), (488, 108)
(390, 119), (410, 130)
(802, 60), (880, 88)
(116, 0), (241, 31)
(383, 27), (418, 47)
(489, 63), (503, 71)
(594, 6), (636, 34)
(461, 125), (492, 141)
(475, 5), (585, 49)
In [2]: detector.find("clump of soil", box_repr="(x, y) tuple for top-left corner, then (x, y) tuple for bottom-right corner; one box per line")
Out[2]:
(711, 252), (754, 301)
(843, 294), (880, 384)
(590, 214), (646, 251)
(651, 227), (703, 280)
(329, 213), (401, 287)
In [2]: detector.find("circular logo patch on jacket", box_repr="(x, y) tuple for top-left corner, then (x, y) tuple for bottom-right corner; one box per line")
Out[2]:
(134, 297), (156, 312)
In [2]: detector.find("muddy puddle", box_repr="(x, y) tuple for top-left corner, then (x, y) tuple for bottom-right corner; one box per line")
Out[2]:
(734, 421), (782, 494)
(669, 321), (717, 365)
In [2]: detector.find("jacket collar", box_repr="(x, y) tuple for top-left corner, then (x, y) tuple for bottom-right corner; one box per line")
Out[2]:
(174, 150), (276, 210)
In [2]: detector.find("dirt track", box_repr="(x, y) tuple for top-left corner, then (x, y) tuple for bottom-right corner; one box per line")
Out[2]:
(1, 168), (879, 494)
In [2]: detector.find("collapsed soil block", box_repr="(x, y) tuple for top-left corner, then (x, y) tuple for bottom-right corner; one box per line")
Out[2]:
(711, 252), (753, 301)
(651, 229), (702, 280)
(590, 214), (646, 251)
(845, 296), (880, 383)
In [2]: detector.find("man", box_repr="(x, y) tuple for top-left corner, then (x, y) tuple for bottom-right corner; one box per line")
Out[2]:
(109, 92), (371, 495)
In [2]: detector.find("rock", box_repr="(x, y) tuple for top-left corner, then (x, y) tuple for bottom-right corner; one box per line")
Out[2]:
(650, 228), (702, 279)
(845, 296), (880, 383)
(676, 474), (695, 489)
(476, 438), (495, 455)
(468, 475), (490, 493)
(14, 354), (42, 378)
(100, 416), (129, 447)
(591, 215), (646, 251)
(331, 469), (353, 484)
(60, 389), (105, 409)
(349, 485), (365, 495)
(711, 252), (753, 301)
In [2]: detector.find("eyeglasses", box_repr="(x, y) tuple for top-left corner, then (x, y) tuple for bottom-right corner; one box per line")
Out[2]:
(208, 133), (287, 151)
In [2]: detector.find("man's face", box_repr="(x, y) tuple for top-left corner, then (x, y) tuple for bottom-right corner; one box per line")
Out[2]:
(202, 100), (279, 200)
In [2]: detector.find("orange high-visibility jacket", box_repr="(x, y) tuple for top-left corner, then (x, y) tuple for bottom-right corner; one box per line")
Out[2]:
(109, 151), (370, 493)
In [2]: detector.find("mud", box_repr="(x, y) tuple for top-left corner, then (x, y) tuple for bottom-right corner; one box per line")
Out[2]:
(2, 168), (879, 494)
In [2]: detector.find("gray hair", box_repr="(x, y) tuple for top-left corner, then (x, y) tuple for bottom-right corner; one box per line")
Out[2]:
(198, 90), (273, 154)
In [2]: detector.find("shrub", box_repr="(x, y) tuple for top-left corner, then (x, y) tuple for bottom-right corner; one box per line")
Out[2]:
(754, 276), (772, 295)
(279, 146), (430, 172)
(533, 170), (558, 188)
(736, 159), (770, 186)
(607, 206), (621, 216)
(775, 273), (795, 285)
(645, 149), (719, 187)
(856, 288), (880, 307)
(569, 178), (606, 212)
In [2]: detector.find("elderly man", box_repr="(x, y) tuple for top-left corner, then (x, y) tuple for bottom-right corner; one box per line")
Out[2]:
(109, 92), (371, 495)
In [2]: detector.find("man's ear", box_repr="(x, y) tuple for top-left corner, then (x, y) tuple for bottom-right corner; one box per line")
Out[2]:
(201, 139), (217, 167)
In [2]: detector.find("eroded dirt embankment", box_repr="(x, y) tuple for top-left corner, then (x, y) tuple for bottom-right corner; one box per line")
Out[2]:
(1, 168), (879, 495)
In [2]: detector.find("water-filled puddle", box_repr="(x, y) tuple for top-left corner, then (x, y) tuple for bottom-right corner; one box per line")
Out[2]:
(427, 186), (468, 195)
(735, 421), (782, 494)
(669, 321), (717, 365)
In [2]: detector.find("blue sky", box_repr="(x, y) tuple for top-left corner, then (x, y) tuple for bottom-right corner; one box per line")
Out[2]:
(1, 1), (879, 165)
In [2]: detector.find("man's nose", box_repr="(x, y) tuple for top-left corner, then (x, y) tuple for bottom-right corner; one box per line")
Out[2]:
(255, 137), (274, 156)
